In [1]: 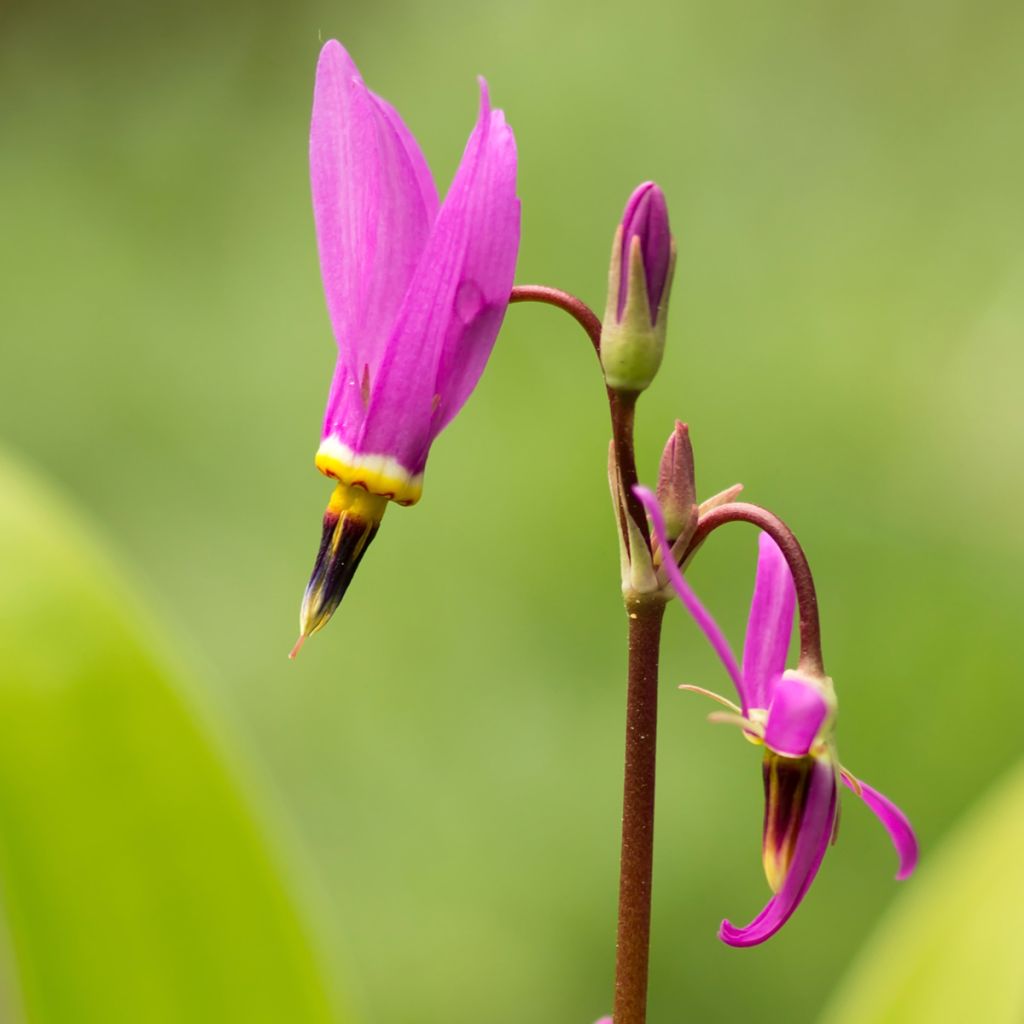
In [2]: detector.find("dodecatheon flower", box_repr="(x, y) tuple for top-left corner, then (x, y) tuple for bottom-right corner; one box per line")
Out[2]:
(293, 41), (519, 655)
(633, 486), (918, 946)
(600, 182), (675, 394)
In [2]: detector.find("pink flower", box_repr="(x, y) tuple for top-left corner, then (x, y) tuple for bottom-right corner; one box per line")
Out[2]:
(294, 41), (520, 651)
(635, 486), (918, 946)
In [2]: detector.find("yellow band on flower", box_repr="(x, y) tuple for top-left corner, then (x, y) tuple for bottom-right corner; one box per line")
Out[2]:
(315, 437), (423, 506)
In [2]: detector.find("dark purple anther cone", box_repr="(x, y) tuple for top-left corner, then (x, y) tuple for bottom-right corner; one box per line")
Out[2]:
(617, 181), (671, 323)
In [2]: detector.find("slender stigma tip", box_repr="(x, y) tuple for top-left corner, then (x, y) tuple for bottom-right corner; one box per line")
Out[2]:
(288, 634), (308, 660)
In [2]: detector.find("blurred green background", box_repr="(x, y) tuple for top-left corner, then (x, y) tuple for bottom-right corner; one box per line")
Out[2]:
(1, 0), (1022, 1021)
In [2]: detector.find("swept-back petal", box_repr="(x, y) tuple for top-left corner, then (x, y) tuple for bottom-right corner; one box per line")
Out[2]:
(310, 40), (438, 381)
(742, 532), (796, 711)
(368, 91), (439, 228)
(355, 79), (520, 475)
(720, 757), (837, 947)
(635, 486), (744, 697)
(763, 674), (829, 758)
(842, 773), (919, 880)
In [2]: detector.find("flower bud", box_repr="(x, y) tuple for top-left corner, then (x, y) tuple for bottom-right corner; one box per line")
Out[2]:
(655, 421), (698, 547)
(600, 182), (675, 393)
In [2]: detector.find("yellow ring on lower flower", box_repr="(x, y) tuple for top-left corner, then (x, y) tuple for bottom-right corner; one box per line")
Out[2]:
(315, 437), (423, 506)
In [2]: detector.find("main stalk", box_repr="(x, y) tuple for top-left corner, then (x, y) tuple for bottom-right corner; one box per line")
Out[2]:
(613, 596), (665, 1024)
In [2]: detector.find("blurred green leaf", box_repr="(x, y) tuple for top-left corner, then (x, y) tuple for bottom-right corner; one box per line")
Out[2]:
(0, 452), (342, 1024)
(820, 761), (1024, 1024)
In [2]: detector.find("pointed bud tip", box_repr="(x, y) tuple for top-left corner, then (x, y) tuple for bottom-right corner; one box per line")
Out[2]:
(656, 421), (697, 545)
(288, 634), (307, 660)
(618, 181), (672, 321)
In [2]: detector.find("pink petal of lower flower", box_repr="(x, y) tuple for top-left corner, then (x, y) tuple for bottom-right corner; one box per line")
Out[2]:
(842, 774), (919, 880)
(720, 758), (837, 947)
(742, 532), (796, 711)
(634, 486), (745, 698)
(763, 675), (829, 758)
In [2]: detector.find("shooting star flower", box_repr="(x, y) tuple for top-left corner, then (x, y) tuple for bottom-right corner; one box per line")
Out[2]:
(634, 486), (917, 946)
(293, 40), (519, 654)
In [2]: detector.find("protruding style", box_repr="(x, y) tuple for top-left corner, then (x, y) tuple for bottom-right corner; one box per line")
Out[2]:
(294, 41), (520, 652)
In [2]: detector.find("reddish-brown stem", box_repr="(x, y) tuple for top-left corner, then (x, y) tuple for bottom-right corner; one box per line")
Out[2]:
(685, 502), (825, 677)
(613, 596), (665, 1024)
(608, 390), (651, 549)
(510, 284), (602, 354)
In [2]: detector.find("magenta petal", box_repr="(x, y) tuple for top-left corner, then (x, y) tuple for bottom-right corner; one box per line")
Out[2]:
(357, 79), (520, 474)
(763, 675), (829, 758)
(742, 532), (796, 711)
(369, 90), (440, 229)
(634, 486), (745, 697)
(428, 87), (520, 437)
(310, 40), (438, 379)
(720, 758), (837, 947)
(843, 775), (919, 880)
(617, 181), (672, 323)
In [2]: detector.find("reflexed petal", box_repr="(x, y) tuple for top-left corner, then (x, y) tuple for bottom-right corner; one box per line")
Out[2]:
(310, 40), (438, 379)
(742, 532), (796, 710)
(634, 486), (744, 696)
(357, 78), (520, 474)
(720, 757), (837, 947)
(763, 674), (829, 758)
(842, 773), (919, 880)
(369, 91), (439, 229)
